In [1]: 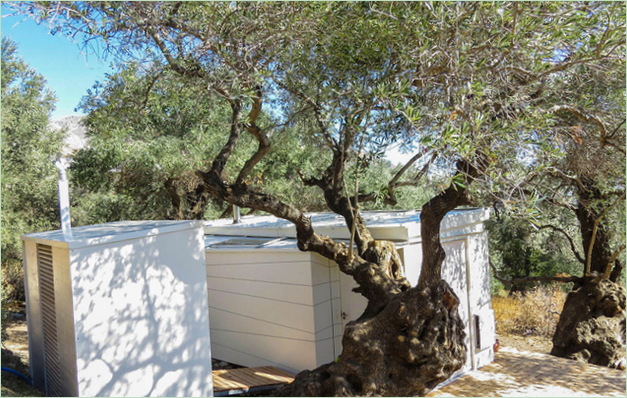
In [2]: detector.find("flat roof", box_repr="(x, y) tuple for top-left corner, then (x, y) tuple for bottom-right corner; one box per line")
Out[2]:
(205, 208), (490, 242)
(21, 220), (204, 249)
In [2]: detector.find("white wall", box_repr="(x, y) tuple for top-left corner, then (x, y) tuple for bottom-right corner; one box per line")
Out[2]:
(70, 227), (212, 397)
(466, 232), (495, 367)
(205, 250), (342, 373)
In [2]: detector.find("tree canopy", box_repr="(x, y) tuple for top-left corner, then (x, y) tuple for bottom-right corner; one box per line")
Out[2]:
(1, 37), (64, 302)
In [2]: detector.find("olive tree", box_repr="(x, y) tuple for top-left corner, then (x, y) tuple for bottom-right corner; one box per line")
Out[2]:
(8, 1), (623, 394)
(1, 38), (64, 340)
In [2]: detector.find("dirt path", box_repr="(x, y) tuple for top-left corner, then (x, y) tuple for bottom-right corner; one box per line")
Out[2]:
(496, 333), (553, 354)
(427, 347), (626, 397)
(3, 320), (29, 363)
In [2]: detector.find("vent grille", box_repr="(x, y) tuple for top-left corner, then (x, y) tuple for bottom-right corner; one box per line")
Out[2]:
(37, 244), (62, 397)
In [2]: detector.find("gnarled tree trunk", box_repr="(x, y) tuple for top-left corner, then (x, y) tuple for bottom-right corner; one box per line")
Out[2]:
(551, 278), (626, 368)
(273, 160), (481, 396)
(551, 180), (626, 368)
(274, 281), (466, 396)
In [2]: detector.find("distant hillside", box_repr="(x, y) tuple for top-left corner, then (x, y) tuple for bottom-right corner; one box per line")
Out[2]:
(50, 115), (88, 155)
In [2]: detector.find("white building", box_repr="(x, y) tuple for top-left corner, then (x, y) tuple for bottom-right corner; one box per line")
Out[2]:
(203, 208), (495, 376)
(21, 221), (213, 397)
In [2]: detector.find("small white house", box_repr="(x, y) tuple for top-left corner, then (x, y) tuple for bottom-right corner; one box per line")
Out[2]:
(203, 208), (495, 375)
(21, 221), (213, 397)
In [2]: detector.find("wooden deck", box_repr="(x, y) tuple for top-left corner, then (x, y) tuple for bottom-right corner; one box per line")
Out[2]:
(212, 366), (294, 396)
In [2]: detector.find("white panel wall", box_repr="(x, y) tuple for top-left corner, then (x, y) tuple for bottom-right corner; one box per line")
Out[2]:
(70, 227), (212, 397)
(205, 250), (340, 373)
(466, 232), (492, 311)
(311, 254), (342, 365)
(440, 240), (473, 373)
(466, 232), (496, 367)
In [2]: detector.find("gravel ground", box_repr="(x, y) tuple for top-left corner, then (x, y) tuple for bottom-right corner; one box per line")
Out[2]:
(496, 333), (554, 354)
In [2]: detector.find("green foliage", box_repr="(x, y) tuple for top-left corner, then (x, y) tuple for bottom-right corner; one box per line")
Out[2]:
(1, 37), (63, 304)
(70, 62), (332, 221)
(487, 215), (582, 292)
(6, 3), (624, 288)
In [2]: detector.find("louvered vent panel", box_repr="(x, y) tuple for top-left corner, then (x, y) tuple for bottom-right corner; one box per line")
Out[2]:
(37, 244), (63, 397)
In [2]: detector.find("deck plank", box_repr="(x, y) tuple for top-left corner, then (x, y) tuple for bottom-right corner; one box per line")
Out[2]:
(213, 366), (295, 394)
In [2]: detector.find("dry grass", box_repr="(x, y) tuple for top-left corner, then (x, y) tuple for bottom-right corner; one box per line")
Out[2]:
(493, 284), (567, 338)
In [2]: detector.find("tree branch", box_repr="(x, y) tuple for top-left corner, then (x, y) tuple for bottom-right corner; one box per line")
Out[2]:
(146, 27), (206, 78)
(196, 175), (405, 305)
(418, 155), (488, 289)
(585, 191), (626, 275)
(537, 224), (585, 264)
(271, 77), (338, 151)
(235, 86), (271, 185)
(602, 245), (626, 280)
(359, 150), (437, 207)
(201, 101), (242, 182)
(551, 104), (607, 143)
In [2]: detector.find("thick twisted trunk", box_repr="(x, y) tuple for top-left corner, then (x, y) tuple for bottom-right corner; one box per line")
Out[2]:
(273, 159), (481, 396)
(275, 281), (466, 396)
(193, 83), (482, 395)
(551, 180), (626, 368)
(551, 279), (626, 368)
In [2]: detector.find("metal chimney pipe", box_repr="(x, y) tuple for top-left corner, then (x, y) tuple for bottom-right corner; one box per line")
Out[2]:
(54, 157), (73, 239)
(233, 204), (241, 224)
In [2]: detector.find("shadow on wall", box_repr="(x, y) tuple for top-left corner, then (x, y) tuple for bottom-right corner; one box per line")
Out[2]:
(467, 234), (491, 310)
(67, 227), (212, 397)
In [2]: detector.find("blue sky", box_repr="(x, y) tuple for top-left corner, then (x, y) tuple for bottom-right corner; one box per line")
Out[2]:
(0, 6), (413, 164)
(1, 6), (114, 120)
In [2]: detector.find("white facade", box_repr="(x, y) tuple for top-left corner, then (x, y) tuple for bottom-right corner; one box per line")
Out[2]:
(21, 221), (213, 397)
(204, 209), (495, 375)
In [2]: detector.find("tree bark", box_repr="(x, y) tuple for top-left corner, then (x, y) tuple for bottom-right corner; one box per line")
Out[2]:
(551, 278), (626, 368)
(164, 175), (210, 220)
(274, 281), (466, 396)
(274, 159), (482, 396)
(551, 179), (626, 368)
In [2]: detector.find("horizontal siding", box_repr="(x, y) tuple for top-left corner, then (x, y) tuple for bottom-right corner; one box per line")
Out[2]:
(208, 308), (315, 341)
(311, 283), (335, 306)
(208, 289), (315, 333)
(313, 301), (334, 334)
(210, 332), (316, 373)
(206, 262), (313, 285)
(315, 338), (336, 366)
(206, 251), (309, 266)
(205, 248), (346, 371)
(311, 253), (332, 268)
(311, 262), (334, 286)
(208, 277), (316, 306)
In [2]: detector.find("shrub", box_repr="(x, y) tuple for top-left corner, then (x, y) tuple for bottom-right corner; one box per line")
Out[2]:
(492, 283), (566, 337)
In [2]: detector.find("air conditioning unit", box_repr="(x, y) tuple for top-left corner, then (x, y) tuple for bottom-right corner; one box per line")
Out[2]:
(21, 221), (213, 397)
